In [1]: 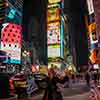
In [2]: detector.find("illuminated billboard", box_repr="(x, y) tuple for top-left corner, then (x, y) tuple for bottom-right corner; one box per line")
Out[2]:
(7, 8), (16, 19)
(89, 49), (98, 64)
(88, 23), (96, 33)
(48, 0), (61, 4)
(86, 0), (94, 15)
(48, 45), (60, 58)
(47, 21), (60, 45)
(90, 32), (98, 44)
(1, 23), (22, 64)
(47, 7), (60, 22)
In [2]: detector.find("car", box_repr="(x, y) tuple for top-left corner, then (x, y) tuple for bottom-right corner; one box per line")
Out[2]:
(9, 72), (38, 96)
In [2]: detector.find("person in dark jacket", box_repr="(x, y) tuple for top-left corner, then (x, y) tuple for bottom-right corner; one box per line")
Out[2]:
(85, 71), (90, 86)
(42, 68), (63, 100)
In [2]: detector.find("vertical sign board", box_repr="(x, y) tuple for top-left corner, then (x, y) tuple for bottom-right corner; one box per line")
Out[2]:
(86, 0), (99, 68)
(47, 3), (63, 58)
(60, 18), (64, 58)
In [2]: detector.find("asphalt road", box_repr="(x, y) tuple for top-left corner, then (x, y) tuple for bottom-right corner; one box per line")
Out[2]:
(29, 81), (90, 100)
(63, 92), (89, 100)
(18, 80), (90, 100)
(30, 91), (89, 100)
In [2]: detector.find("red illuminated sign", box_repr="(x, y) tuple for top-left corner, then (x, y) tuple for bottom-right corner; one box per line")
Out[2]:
(1, 23), (22, 47)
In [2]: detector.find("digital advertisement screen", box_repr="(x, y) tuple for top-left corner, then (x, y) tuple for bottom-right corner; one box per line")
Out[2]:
(88, 22), (96, 33)
(90, 32), (98, 44)
(47, 21), (60, 45)
(47, 7), (60, 22)
(89, 49), (98, 64)
(48, 0), (61, 4)
(48, 45), (60, 58)
(1, 23), (22, 64)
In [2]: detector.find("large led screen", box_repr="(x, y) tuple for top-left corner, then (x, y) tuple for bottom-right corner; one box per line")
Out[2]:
(89, 49), (98, 64)
(48, 45), (60, 58)
(88, 22), (96, 33)
(47, 21), (60, 45)
(47, 7), (60, 22)
(90, 32), (98, 44)
(1, 23), (22, 64)
(48, 0), (61, 4)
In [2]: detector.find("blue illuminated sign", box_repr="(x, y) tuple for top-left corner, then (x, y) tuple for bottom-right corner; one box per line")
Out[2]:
(60, 16), (64, 58)
(7, 8), (16, 19)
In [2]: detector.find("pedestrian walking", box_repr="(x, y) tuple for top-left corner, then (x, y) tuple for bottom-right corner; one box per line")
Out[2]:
(85, 71), (90, 86)
(63, 71), (69, 88)
(42, 68), (63, 100)
(93, 71), (98, 86)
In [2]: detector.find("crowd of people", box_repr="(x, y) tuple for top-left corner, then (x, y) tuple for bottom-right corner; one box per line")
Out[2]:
(42, 65), (100, 100)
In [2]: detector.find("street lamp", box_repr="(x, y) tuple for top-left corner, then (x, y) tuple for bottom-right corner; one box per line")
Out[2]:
(22, 50), (30, 69)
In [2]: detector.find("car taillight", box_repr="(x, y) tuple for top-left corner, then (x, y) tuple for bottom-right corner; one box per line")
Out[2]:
(9, 79), (14, 90)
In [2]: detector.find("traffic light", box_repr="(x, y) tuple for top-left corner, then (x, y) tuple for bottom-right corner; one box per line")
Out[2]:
(0, 0), (7, 23)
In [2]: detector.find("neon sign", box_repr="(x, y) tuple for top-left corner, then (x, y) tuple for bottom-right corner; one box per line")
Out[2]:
(47, 7), (60, 22)
(48, 0), (61, 4)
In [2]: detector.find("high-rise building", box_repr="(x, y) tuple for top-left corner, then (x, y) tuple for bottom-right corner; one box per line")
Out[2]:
(93, 0), (100, 35)
(63, 0), (88, 70)
(22, 0), (47, 64)
(0, 0), (7, 24)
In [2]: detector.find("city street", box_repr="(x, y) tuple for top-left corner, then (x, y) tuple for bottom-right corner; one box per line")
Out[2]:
(0, 0), (100, 100)
(27, 81), (90, 100)
(32, 93), (89, 100)
(63, 92), (89, 100)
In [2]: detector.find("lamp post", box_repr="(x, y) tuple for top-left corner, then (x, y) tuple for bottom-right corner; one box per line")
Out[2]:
(22, 50), (30, 69)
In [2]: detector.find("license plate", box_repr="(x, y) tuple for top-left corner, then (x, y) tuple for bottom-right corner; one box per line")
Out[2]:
(15, 81), (27, 87)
